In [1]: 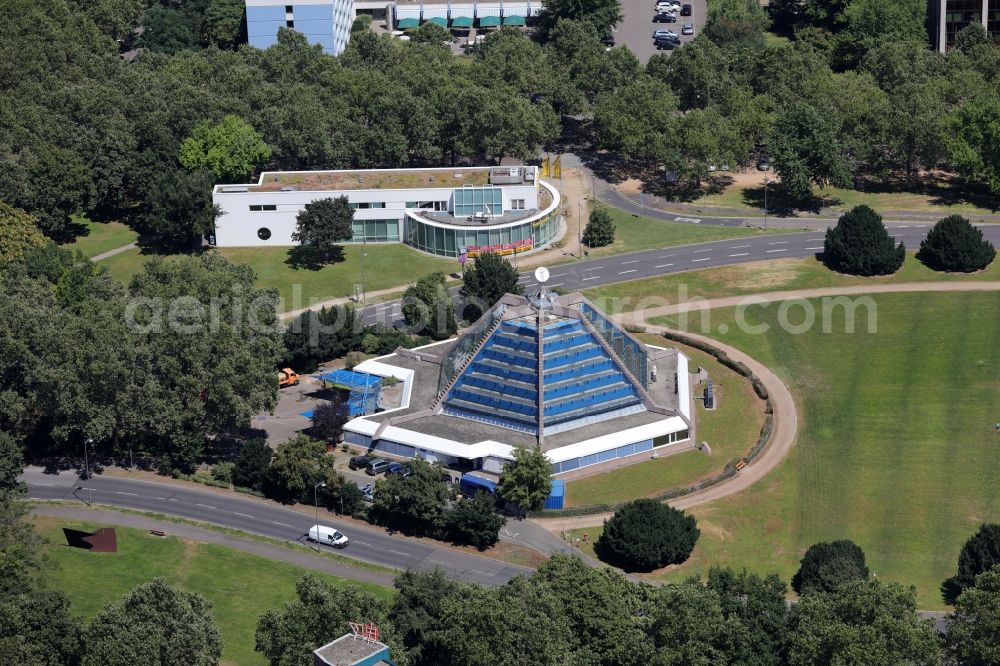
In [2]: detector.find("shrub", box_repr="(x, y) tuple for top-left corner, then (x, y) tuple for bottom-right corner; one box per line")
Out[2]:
(596, 499), (699, 571)
(344, 351), (366, 370)
(943, 524), (1000, 604)
(232, 438), (272, 491)
(211, 462), (234, 485)
(792, 540), (869, 595)
(823, 205), (904, 276)
(444, 491), (505, 549)
(582, 206), (616, 248)
(917, 214), (996, 272)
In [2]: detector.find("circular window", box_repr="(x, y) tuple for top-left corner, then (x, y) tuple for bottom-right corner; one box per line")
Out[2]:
(257, 227), (271, 240)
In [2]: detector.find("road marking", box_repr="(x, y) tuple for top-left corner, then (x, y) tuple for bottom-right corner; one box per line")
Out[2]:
(805, 246), (823, 250)
(729, 244), (750, 249)
(693, 248), (712, 253)
(547, 282), (564, 288)
(691, 258), (710, 262)
(898, 225), (909, 228)
(388, 549), (409, 556)
(621, 259), (640, 264)
(766, 249), (787, 253)
(428, 559), (453, 567)
(654, 263), (673, 268)
(271, 521), (294, 528)
(768, 240), (789, 245)
(115, 491), (138, 496)
(658, 254), (677, 259)
(352, 540), (372, 546)
(195, 503), (217, 510)
(581, 276), (600, 281)
(33, 483), (54, 487)
(168, 498), (179, 502)
(674, 216), (701, 224)
(729, 253), (749, 257)
(234, 512), (254, 519)
(618, 269), (637, 274)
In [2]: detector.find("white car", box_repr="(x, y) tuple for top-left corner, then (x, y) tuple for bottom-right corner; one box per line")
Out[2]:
(308, 524), (349, 548)
(655, 0), (680, 10)
(652, 28), (678, 39)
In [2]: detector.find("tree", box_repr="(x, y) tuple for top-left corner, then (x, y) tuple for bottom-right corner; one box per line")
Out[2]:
(283, 305), (363, 373)
(704, 0), (770, 49)
(136, 6), (198, 53)
(785, 580), (942, 666)
(256, 574), (398, 665)
(917, 215), (996, 272)
(409, 21), (450, 46)
(390, 568), (463, 665)
(0, 433), (43, 599)
(139, 167), (220, 247)
(791, 539), (870, 595)
(310, 398), (350, 443)
(497, 445), (552, 511)
(943, 523), (1000, 604)
(180, 115), (272, 182)
(459, 251), (522, 321)
(823, 205), (905, 276)
(596, 499), (699, 571)
(443, 491), (505, 549)
(291, 196), (354, 262)
(582, 206), (615, 248)
(649, 580), (754, 664)
(946, 564), (1000, 665)
(594, 78), (678, 166)
(0, 203), (47, 265)
(204, 0), (245, 49)
(770, 101), (851, 201)
(706, 566), (788, 665)
(946, 93), (1000, 194)
(268, 434), (336, 502)
(836, 0), (928, 69)
(232, 437), (272, 491)
(649, 36), (730, 112)
(82, 578), (223, 666)
(402, 272), (457, 340)
(536, 0), (622, 39)
(0, 590), (84, 665)
(371, 457), (452, 536)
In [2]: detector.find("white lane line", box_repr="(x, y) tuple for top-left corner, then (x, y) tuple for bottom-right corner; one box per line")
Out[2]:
(654, 263), (673, 268)
(618, 269), (637, 274)
(805, 246), (823, 250)
(168, 498), (179, 502)
(388, 549), (409, 556)
(621, 259), (640, 264)
(352, 540), (372, 546)
(729, 245), (751, 249)
(271, 521), (294, 528)
(898, 225), (909, 228)
(33, 483), (55, 487)
(693, 248), (711, 253)
(658, 254), (676, 259)
(691, 258), (711, 262)
(550, 272), (566, 277)
(766, 249), (787, 253)
(729, 252), (749, 257)
(115, 491), (138, 496)
(581, 276), (601, 281)
(195, 503), (217, 510)
(547, 282), (564, 288)
(234, 512), (254, 519)
(768, 240), (789, 245)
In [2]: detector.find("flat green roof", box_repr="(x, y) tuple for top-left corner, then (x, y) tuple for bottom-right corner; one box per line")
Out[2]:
(478, 15), (501, 27)
(450, 16), (473, 27)
(502, 15), (525, 25)
(396, 17), (418, 28)
(425, 16), (447, 27)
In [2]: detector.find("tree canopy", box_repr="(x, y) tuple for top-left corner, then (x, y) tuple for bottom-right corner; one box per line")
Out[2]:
(917, 215), (996, 272)
(497, 445), (553, 511)
(459, 251), (522, 321)
(823, 204), (905, 276)
(0, 203), (47, 265)
(792, 539), (870, 595)
(944, 523), (1000, 604)
(596, 499), (700, 571)
(946, 564), (1000, 665)
(180, 115), (272, 182)
(582, 206), (616, 248)
(291, 196), (354, 262)
(402, 272), (457, 340)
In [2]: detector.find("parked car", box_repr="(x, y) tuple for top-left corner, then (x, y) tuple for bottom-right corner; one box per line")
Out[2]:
(308, 524), (349, 548)
(756, 158), (771, 171)
(349, 455), (372, 471)
(653, 28), (678, 39)
(386, 462), (412, 478)
(365, 458), (392, 475)
(655, 0), (680, 8)
(653, 11), (677, 23)
(655, 36), (679, 49)
(680, 3), (692, 15)
(600, 33), (615, 46)
(360, 483), (374, 502)
(682, 23), (695, 35)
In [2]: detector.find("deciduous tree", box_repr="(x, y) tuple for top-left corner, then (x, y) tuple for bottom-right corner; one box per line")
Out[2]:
(0, 203), (47, 265)
(791, 539), (870, 595)
(291, 196), (354, 262)
(459, 251), (522, 321)
(497, 445), (552, 511)
(180, 115), (272, 182)
(402, 272), (457, 340)
(943, 523), (1000, 604)
(443, 491), (505, 549)
(946, 564), (1000, 665)
(232, 437), (273, 491)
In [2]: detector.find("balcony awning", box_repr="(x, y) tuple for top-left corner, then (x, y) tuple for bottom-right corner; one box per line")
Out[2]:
(396, 17), (418, 29)
(502, 14), (525, 25)
(425, 16), (447, 27)
(478, 15), (501, 27)
(450, 16), (473, 27)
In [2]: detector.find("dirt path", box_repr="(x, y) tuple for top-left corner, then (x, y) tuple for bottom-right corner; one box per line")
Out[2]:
(533, 280), (1000, 533)
(91, 242), (137, 262)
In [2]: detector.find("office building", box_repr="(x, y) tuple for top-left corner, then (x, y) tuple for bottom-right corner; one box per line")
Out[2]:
(929, 0), (1000, 52)
(246, 0), (353, 55)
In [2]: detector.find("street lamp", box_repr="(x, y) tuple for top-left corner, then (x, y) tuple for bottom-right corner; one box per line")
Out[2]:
(578, 201), (583, 259)
(313, 480), (326, 537)
(359, 250), (367, 302)
(763, 171), (769, 231)
(83, 437), (94, 505)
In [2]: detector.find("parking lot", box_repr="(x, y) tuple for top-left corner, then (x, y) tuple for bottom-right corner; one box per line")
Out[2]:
(610, 0), (707, 63)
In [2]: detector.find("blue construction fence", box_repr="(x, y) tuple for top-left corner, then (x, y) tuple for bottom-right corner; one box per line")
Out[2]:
(314, 369), (382, 416)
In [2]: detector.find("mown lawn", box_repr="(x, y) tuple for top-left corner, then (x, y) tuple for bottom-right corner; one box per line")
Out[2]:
(641, 294), (1000, 609)
(564, 338), (766, 508)
(583, 253), (1000, 315)
(584, 208), (788, 259)
(98, 244), (456, 312)
(36, 517), (393, 666)
(64, 216), (138, 258)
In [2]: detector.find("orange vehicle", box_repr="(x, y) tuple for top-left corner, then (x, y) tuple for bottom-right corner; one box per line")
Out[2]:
(278, 368), (300, 388)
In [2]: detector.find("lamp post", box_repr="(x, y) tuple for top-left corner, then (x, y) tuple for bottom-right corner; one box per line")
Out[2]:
(763, 171), (769, 231)
(360, 249), (367, 302)
(84, 437), (94, 505)
(313, 480), (326, 535)
(578, 201), (583, 259)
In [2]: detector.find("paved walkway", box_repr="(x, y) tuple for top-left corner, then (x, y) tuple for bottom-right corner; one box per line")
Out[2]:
(532, 280), (1000, 533)
(91, 242), (137, 262)
(32, 504), (397, 587)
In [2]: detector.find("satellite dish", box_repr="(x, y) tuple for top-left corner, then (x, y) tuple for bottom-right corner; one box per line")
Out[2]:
(534, 266), (550, 284)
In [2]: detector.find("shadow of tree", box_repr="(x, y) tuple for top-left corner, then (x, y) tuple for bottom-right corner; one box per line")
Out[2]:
(740, 184), (839, 216)
(642, 174), (735, 202)
(285, 245), (345, 270)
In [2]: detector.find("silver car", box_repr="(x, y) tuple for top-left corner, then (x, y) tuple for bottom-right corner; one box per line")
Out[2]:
(682, 23), (694, 35)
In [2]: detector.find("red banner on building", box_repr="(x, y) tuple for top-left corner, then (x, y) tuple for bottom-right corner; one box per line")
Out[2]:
(465, 237), (533, 258)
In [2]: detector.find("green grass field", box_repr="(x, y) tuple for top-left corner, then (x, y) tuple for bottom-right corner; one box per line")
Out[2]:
(584, 208), (788, 259)
(99, 244), (456, 311)
(583, 253), (1000, 315)
(64, 217), (138, 258)
(564, 338), (766, 507)
(36, 517), (393, 666)
(639, 293), (1000, 609)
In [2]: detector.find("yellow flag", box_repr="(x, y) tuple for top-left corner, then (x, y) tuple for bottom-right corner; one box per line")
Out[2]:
(553, 154), (562, 178)
(540, 154), (550, 178)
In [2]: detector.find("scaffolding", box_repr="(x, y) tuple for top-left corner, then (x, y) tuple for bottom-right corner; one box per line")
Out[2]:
(316, 369), (383, 416)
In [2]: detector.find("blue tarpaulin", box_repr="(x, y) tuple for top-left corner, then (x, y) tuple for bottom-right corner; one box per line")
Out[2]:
(544, 479), (565, 510)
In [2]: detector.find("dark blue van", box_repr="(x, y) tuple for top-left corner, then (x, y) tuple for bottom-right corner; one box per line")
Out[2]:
(459, 474), (497, 498)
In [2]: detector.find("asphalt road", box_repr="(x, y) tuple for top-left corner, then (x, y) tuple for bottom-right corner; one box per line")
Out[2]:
(359, 224), (1000, 328)
(613, 0), (706, 63)
(23, 467), (532, 586)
